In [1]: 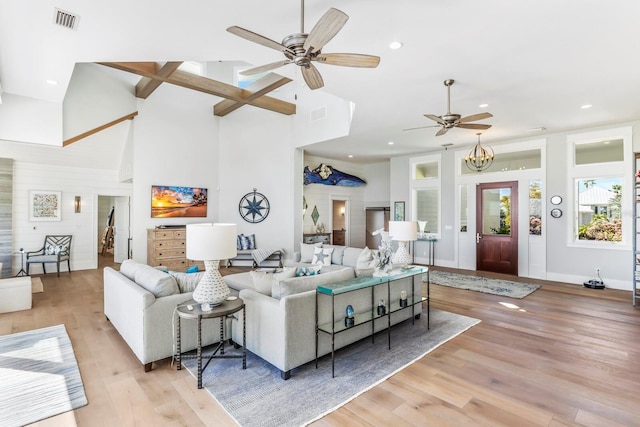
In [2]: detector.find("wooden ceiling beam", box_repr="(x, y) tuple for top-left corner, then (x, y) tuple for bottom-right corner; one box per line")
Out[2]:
(135, 61), (183, 99)
(63, 112), (138, 147)
(98, 62), (295, 116)
(214, 73), (292, 116)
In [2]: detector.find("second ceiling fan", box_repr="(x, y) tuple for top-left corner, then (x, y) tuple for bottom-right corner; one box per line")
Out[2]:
(227, 0), (380, 90)
(405, 79), (493, 136)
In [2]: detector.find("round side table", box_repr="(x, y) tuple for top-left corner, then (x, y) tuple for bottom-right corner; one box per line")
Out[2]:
(175, 298), (246, 389)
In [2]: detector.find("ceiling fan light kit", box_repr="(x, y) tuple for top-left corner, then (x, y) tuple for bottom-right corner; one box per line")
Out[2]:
(226, 0), (380, 90)
(465, 133), (494, 172)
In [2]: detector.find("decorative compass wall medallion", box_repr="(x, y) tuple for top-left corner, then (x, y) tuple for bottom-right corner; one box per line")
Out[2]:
(239, 189), (270, 223)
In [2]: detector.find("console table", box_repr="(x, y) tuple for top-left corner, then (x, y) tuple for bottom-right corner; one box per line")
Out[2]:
(315, 266), (429, 377)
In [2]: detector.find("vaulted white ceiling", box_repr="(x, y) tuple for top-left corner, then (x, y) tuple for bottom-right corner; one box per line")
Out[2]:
(2, 0), (640, 164)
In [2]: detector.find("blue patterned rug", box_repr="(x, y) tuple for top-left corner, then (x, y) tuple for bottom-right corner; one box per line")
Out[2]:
(183, 308), (479, 427)
(428, 270), (541, 298)
(0, 324), (88, 427)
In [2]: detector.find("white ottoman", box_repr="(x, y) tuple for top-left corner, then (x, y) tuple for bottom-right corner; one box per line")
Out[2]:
(0, 277), (32, 313)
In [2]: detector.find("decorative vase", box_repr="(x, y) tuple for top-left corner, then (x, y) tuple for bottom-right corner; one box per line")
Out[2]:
(192, 260), (230, 311)
(417, 220), (428, 238)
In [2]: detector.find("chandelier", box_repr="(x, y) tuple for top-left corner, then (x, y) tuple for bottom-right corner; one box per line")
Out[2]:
(464, 133), (494, 172)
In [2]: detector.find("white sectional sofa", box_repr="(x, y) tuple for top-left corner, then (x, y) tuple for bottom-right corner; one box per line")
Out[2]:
(103, 260), (225, 372)
(223, 244), (423, 379)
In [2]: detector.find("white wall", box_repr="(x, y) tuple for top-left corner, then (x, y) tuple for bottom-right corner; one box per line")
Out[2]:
(363, 161), (390, 208)
(218, 107), (297, 254)
(0, 93), (62, 146)
(131, 85), (219, 263)
(63, 63), (136, 140)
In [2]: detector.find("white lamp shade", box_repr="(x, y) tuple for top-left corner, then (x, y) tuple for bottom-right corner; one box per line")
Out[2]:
(186, 223), (237, 261)
(388, 221), (418, 241)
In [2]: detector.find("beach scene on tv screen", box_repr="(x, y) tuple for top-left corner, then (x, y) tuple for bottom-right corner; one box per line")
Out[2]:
(151, 186), (207, 218)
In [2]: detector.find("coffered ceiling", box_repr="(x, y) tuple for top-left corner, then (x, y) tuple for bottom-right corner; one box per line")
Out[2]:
(1, 0), (640, 163)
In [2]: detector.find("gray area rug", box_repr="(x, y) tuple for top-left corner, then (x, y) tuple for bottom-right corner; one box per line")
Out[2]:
(0, 324), (88, 427)
(428, 270), (540, 298)
(183, 308), (479, 427)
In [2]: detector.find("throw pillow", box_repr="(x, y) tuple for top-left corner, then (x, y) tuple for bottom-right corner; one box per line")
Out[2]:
(356, 246), (374, 269)
(312, 247), (334, 266)
(169, 271), (204, 293)
(239, 234), (256, 250)
(237, 234), (243, 250)
(45, 244), (56, 255)
(295, 264), (322, 277)
(300, 242), (322, 263)
(323, 244), (346, 265)
(185, 265), (199, 273)
(249, 271), (275, 296)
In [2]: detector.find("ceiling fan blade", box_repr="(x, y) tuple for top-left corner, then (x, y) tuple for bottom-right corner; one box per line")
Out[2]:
(303, 8), (349, 53)
(314, 53), (380, 68)
(458, 112), (493, 123)
(301, 63), (324, 90)
(227, 26), (294, 55)
(403, 125), (439, 131)
(456, 123), (492, 130)
(240, 60), (292, 76)
(436, 127), (449, 136)
(424, 114), (447, 125)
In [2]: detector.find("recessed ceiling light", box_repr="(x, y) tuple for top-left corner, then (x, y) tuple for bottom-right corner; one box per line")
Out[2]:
(388, 141), (394, 145)
(348, 154), (354, 158)
(46, 79), (59, 85)
(526, 127), (546, 132)
(581, 104), (592, 109)
(479, 103), (489, 108)
(389, 41), (403, 50)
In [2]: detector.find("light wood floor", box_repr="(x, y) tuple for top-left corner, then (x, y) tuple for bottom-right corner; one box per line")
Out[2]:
(1, 257), (638, 427)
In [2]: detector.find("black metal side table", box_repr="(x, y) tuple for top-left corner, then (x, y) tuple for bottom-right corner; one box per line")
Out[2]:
(175, 298), (246, 389)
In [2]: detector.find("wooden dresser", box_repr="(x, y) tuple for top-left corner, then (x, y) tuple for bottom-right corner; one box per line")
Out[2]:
(147, 228), (202, 271)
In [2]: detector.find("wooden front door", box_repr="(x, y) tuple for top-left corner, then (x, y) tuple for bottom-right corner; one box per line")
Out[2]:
(476, 181), (518, 275)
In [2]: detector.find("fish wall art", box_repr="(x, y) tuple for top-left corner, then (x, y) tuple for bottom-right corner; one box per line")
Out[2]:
(303, 163), (366, 187)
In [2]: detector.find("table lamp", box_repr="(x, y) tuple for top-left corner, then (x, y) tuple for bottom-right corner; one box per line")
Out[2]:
(186, 223), (237, 311)
(388, 221), (417, 266)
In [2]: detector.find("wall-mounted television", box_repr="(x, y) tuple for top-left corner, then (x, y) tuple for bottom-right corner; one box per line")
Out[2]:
(151, 185), (207, 218)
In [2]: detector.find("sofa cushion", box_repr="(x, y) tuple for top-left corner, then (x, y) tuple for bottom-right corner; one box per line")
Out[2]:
(300, 242), (322, 263)
(342, 247), (364, 268)
(273, 267), (355, 299)
(119, 259), (140, 281)
(323, 244), (346, 265)
(312, 247), (334, 266)
(169, 271), (204, 293)
(249, 270), (276, 296)
(270, 268), (298, 298)
(134, 265), (179, 297)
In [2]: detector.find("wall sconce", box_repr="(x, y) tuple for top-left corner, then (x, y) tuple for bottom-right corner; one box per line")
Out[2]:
(340, 207), (345, 216)
(74, 196), (81, 213)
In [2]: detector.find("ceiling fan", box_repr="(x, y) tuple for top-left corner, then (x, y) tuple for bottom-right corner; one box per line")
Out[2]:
(404, 79), (493, 136)
(226, 0), (380, 90)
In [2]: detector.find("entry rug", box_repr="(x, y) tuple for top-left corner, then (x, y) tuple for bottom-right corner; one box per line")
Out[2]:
(428, 270), (540, 299)
(183, 308), (479, 427)
(0, 324), (88, 427)
(31, 277), (44, 293)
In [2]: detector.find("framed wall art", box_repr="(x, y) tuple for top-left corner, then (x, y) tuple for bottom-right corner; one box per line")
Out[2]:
(394, 201), (405, 221)
(151, 185), (207, 218)
(29, 190), (62, 221)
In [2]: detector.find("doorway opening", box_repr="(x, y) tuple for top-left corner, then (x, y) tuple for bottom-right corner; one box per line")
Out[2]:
(97, 195), (131, 265)
(365, 207), (390, 249)
(331, 199), (348, 245)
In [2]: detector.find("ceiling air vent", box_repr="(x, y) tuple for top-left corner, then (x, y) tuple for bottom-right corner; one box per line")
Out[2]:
(310, 106), (327, 122)
(53, 8), (80, 31)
